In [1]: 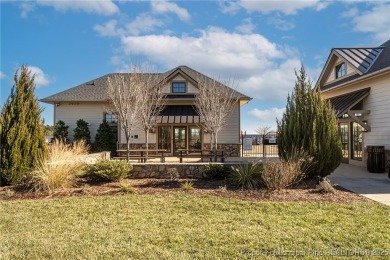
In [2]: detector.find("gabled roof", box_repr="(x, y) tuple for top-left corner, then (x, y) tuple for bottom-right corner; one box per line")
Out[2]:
(316, 40), (390, 91)
(40, 65), (251, 103)
(333, 48), (383, 74)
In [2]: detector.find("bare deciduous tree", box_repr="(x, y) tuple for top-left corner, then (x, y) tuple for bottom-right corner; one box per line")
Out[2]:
(256, 125), (271, 137)
(194, 76), (240, 160)
(138, 69), (167, 158)
(106, 70), (142, 161)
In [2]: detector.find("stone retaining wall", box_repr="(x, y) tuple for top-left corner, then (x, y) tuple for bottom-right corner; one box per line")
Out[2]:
(118, 143), (241, 157)
(131, 162), (240, 179)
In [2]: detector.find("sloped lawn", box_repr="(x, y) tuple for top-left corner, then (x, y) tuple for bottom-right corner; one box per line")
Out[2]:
(1, 194), (389, 259)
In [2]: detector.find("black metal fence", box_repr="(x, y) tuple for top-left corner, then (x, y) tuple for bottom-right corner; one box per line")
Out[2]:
(241, 132), (279, 157)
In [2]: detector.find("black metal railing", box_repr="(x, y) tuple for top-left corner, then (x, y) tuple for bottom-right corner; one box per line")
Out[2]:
(241, 132), (279, 157)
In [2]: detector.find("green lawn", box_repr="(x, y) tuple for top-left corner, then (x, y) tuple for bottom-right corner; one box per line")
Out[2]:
(1, 193), (389, 259)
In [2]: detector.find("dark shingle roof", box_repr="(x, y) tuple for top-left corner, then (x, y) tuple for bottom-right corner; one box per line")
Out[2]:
(40, 66), (251, 103)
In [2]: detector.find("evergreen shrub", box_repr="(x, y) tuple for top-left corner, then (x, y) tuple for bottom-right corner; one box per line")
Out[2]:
(87, 160), (132, 181)
(203, 164), (230, 180)
(277, 66), (342, 178)
(73, 119), (91, 144)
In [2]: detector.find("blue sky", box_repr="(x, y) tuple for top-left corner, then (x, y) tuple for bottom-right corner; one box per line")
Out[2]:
(1, 0), (390, 132)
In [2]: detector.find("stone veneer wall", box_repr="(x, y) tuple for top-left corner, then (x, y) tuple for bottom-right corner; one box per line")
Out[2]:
(131, 163), (240, 179)
(203, 143), (241, 157)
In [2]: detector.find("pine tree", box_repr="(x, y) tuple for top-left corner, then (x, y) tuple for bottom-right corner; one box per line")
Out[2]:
(277, 65), (342, 178)
(73, 119), (91, 144)
(53, 120), (69, 143)
(0, 66), (47, 185)
(94, 120), (116, 152)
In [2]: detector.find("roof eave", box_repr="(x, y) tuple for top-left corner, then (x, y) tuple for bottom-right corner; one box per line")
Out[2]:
(321, 66), (390, 93)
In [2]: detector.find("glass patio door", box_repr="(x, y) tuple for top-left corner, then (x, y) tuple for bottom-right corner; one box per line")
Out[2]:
(158, 126), (171, 153)
(351, 122), (363, 161)
(173, 126), (186, 154)
(188, 126), (201, 150)
(340, 123), (349, 163)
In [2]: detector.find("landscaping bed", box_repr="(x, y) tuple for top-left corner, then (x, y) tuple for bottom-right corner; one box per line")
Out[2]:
(0, 177), (370, 203)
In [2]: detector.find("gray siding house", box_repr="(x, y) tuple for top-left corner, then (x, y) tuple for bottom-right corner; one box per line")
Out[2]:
(41, 66), (251, 157)
(316, 40), (390, 170)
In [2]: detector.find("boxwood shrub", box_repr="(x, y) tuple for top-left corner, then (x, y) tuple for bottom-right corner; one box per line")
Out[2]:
(87, 160), (132, 181)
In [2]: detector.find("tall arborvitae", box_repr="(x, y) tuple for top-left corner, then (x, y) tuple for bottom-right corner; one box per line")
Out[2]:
(0, 66), (47, 185)
(53, 120), (69, 143)
(94, 120), (116, 152)
(277, 65), (342, 177)
(73, 119), (91, 144)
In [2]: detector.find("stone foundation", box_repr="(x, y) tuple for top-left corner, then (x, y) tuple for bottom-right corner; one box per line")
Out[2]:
(130, 162), (240, 179)
(203, 143), (241, 157)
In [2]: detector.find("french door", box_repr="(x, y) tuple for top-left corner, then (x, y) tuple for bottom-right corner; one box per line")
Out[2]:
(173, 126), (187, 154)
(340, 123), (349, 163)
(158, 125), (202, 155)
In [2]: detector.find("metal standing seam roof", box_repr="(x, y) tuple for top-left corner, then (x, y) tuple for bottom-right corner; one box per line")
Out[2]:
(317, 39), (390, 91)
(156, 105), (204, 124)
(40, 66), (251, 103)
(334, 48), (383, 74)
(328, 88), (370, 118)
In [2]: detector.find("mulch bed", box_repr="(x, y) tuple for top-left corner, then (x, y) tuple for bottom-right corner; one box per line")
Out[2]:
(0, 178), (371, 203)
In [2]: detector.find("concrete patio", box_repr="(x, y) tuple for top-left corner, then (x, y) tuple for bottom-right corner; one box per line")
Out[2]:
(329, 163), (390, 206)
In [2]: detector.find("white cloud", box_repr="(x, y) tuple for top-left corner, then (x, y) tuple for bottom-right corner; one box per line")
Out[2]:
(238, 0), (327, 15)
(239, 58), (302, 100)
(248, 107), (285, 129)
(33, 0), (119, 16)
(27, 66), (52, 88)
(94, 15), (164, 37)
(121, 26), (285, 79)
(341, 7), (359, 18)
(151, 0), (191, 21)
(349, 3), (390, 42)
(94, 20), (124, 37)
(0, 71), (5, 79)
(118, 27), (322, 101)
(235, 18), (255, 34)
(126, 14), (164, 35)
(268, 16), (295, 31)
(219, 1), (241, 14)
(19, 2), (35, 18)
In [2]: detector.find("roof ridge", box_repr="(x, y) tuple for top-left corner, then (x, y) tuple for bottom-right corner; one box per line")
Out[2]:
(332, 46), (384, 50)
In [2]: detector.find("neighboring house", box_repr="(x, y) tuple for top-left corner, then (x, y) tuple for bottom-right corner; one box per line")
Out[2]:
(41, 66), (251, 156)
(316, 40), (390, 169)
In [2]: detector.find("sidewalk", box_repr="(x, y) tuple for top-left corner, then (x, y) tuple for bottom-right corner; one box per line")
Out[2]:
(329, 163), (390, 206)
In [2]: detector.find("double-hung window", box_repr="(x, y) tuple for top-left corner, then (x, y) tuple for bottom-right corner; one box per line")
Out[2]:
(172, 82), (186, 93)
(336, 63), (346, 79)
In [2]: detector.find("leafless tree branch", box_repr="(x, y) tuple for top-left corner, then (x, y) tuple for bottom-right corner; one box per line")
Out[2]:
(194, 76), (240, 159)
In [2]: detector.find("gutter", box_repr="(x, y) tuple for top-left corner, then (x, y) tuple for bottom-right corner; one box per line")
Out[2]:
(321, 66), (390, 93)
